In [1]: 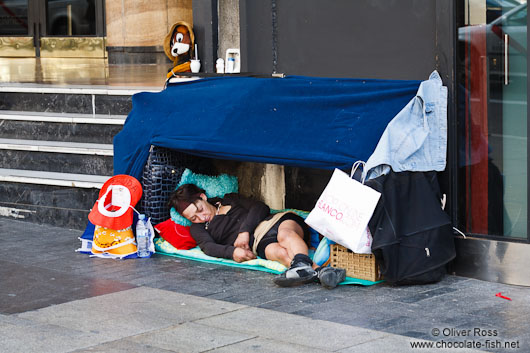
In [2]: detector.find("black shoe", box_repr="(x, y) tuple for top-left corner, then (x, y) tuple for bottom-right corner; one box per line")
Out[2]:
(317, 266), (346, 289)
(273, 254), (317, 287)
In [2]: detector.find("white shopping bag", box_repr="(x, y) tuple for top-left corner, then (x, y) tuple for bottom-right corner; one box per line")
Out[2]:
(305, 162), (380, 254)
(355, 227), (373, 254)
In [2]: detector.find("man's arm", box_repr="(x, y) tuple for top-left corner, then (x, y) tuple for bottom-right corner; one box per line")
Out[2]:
(190, 224), (236, 259)
(233, 194), (270, 234)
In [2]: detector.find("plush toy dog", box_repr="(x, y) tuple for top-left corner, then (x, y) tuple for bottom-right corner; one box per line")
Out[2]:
(164, 21), (195, 78)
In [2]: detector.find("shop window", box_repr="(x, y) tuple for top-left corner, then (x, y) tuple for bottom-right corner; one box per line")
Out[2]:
(457, 0), (528, 238)
(0, 0), (29, 35)
(46, 0), (96, 36)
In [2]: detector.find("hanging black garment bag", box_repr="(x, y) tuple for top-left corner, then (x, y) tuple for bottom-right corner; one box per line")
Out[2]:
(365, 171), (456, 285)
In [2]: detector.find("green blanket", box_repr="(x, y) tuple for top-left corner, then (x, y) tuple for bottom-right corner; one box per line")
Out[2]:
(155, 238), (382, 286)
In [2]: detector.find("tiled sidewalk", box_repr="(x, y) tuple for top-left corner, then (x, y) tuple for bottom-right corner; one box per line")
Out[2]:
(0, 218), (528, 352)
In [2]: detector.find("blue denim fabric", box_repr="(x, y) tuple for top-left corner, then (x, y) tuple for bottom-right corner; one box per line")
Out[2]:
(363, 71), (448, 180)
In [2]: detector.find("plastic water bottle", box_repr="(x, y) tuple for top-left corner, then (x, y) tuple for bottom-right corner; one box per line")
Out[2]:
(136, 214), (150, 258)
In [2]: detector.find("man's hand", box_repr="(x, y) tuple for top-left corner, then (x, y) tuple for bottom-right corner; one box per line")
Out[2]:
(232, 247), (256, 262)
(234, 231), (251, 250)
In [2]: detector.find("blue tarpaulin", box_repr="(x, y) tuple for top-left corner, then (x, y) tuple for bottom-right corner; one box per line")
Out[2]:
(114, 75), (421, 180)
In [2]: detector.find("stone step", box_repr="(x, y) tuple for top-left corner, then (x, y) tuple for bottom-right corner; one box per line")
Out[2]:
(0, 138), (114, 175)
(0, 110), (127, 124)
(0, 84), (163, 230)
(0, 110), (125, 145)
(0, 85), (158, 115)
(0, 168), (108, 188)
(0, 149), (113, 176)
(0, 138), (113, 155)
(0, 168), (109, 230)
(0, 180), (100, 230)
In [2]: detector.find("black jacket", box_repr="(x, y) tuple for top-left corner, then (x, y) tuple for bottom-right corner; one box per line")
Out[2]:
(190, 193), (270, 259)
(366, 171), (456, 284)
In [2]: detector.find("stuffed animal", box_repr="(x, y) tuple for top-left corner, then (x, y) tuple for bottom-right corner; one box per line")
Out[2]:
(164, 21), (195, 78)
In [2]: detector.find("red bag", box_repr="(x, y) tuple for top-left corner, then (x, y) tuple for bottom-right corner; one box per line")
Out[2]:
(154, 219), (197, 250)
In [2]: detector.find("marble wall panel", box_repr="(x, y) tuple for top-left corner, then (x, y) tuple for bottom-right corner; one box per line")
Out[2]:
(0, 182), (99, 230)
(123, 0), (168, 47)
(0, 183), (97, 209)
(0, 150), (113, 176)
(106, 0), (193, 47)
(0, 92), (132, 115)
(94, 95), (132, 115)
(106, 0), (126, 47)
(0, 92), (93, 114)
(0, 120), (122, 144)
(168, 0), (193, 30)
(0, 202), (90, 230)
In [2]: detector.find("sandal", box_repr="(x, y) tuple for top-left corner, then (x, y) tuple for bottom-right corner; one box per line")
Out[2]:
(273, 254), (317, 287)
(317, 266), (346, 289)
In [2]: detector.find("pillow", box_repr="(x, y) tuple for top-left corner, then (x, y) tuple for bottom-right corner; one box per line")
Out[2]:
(154, 218), (196, 250)
(170, 168), (238, 225)
(313, 237), (334, 267)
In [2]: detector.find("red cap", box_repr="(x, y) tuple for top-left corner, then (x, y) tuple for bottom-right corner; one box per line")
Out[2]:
(88, 175), (142, 230)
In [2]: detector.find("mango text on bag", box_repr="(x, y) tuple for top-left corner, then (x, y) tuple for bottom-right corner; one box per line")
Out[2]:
(317, 196), (365, 228)
(317, 199), (343, 220)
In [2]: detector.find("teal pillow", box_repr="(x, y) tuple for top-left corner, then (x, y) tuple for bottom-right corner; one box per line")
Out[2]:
(170, 169), (238, 225)
(313, 237), (334, 266)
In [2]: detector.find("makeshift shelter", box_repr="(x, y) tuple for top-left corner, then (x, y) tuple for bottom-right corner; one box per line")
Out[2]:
(107, 74), (456, 284)
(113, 75), (421, 178)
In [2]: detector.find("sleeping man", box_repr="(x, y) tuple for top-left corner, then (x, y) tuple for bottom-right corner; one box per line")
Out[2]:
(169, 184), (345, 288)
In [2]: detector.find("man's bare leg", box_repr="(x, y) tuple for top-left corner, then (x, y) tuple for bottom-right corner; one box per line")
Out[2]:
(264, 243), (291, 267)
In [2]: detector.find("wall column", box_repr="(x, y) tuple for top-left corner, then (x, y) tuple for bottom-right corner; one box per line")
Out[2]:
(105, 0), (193, 64)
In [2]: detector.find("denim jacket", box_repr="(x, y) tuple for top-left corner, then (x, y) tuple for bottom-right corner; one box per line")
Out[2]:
(363, 71), (447, 180)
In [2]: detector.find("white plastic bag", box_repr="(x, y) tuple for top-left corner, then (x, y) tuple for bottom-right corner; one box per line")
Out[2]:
(355, 226), (373, 254)
(305, 162), (380, 254)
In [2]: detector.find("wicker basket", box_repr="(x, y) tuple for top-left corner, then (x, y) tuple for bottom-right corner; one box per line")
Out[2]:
(330, 244), (382, 281)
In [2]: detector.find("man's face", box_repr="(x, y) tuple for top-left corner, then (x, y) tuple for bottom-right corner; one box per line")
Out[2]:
(182, 197), (214, 224)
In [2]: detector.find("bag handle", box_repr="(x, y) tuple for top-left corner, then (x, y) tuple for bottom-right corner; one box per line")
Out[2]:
(350, 161), (367, 184)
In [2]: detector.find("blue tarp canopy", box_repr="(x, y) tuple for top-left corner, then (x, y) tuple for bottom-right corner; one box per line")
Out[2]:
(114, 75), (420, 180)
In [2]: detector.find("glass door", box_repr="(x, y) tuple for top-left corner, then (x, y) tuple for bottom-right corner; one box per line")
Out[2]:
(458, 0), (528, 238)
(0, 0), (105, 57)
(0, 0), (35, 56)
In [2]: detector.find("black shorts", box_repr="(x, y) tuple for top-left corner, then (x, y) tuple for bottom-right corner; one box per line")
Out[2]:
(256, 213), (310, 259)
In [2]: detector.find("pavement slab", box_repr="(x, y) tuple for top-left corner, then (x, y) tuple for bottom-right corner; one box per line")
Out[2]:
(70, 340), (176, 353)
(195, 306), (389, 351)
(128, 322), (256, 353)
(1, 217), (529, 352)
(0, 260), (136, 314)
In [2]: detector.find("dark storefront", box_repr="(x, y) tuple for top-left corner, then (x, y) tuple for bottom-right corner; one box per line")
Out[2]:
(1, 0), (528, 286)
(0, 0), (106, 57)
(194, 0), (528, 286)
